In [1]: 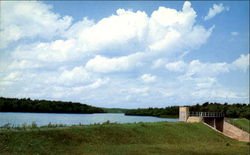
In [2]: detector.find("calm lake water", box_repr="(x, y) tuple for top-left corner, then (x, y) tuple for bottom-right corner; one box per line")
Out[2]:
(0, 112), (178, 127)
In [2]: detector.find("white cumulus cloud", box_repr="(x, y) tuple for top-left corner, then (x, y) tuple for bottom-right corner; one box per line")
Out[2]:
(166, 54), (249, 80)
(7, 1), (213, 69)
(166, 59), (230, 79)
(204, 3), (229, 21)
(232, 54), (249, 72)
(85, 53), (144, 73)
(165, 61), (186, 72)
(0, 1), (72, 48)
(141, 74), (156, 83)
(58, 67), (91, 85)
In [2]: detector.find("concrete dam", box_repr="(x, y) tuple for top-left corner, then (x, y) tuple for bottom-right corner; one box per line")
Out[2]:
(179, 107), (250, 142)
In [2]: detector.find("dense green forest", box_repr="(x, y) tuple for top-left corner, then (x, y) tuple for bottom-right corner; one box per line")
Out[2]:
(125, 102), (250, 119)
(189, 102), (250, 118)
(1, 97), (249, 119)
(103, 108), (131, 113)
(125, 106), (179, 118)
(0, 97), (105, 113)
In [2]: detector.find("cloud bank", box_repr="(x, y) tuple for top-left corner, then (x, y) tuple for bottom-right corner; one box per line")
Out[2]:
(0, 1), (248, 108)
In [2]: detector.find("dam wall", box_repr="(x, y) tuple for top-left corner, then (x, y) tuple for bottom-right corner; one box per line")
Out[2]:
(203, 117), (224, 132)
(223, 121), (250, 142)
(187, 116), (203, 123)
(179, 107), (249, 142)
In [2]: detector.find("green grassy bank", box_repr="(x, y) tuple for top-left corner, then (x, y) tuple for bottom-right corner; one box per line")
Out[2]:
(227, 118), (250, 133)
(0, 122), (249, 155)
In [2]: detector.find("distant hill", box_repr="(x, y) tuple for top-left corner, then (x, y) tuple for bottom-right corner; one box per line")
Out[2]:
(102, 108), (131, 113)
(0, 97), (105, 114)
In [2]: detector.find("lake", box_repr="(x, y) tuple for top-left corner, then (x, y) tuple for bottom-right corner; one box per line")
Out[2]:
(0, 112), (178, 127)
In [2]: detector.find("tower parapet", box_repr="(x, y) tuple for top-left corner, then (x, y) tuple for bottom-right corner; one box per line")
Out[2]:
(179, 107), (189, 122)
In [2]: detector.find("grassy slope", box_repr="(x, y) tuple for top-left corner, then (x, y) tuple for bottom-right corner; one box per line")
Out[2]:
(227, 118), (250, 133)
(0, 122), (248, 155)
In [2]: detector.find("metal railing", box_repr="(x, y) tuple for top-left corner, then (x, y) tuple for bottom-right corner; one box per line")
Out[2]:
(189, 111), (224, 117)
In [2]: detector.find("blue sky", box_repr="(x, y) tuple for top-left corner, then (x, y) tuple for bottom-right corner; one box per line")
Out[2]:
(0, 1), (249, 108)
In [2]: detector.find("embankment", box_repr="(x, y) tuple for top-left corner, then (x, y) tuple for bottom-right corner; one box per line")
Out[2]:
(0, 122), (248, 154)
(223, 121), (250, 142)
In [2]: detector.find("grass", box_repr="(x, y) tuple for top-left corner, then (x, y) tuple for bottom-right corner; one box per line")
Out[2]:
(0, 122), (249, 154)
(0, 122), (71, 131)
(227, 118), (250, 133)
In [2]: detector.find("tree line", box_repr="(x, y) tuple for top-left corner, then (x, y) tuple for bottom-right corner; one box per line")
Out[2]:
(0, 97), (105, 113)
(1, 97), (249, 119)
(125, 102), (250, 119)
(189, 102), (250, 119)
(125, 106), (179, 118)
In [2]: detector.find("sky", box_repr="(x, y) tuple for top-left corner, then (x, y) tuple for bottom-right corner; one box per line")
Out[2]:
(0, 1), (249, 108)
